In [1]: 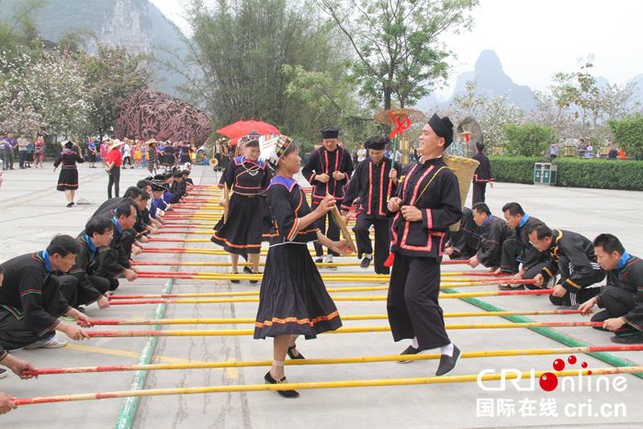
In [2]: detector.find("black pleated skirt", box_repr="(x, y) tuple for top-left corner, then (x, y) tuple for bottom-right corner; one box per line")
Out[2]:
(211, 193), (264, 255)
(254, 242), (342, 339)
(57, 167), (79, 191)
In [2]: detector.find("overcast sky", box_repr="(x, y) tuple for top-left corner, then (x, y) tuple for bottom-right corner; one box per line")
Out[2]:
(150, 0), (643, 98)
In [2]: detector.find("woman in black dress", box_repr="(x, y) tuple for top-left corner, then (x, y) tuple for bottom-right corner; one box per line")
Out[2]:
(254, 136), (350, 398)
(53, 141), (84, 207)
(211, 139), (271, 282)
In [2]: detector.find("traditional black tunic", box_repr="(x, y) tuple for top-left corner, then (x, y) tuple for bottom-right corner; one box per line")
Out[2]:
(591, 254), (643, 336)
(211, 156), (271, 255)
(539, 230), (606, 306)
(500, 214), (549, 287)
(0, 251), (70, 353)
(471, 152), (493, 204)
(54, 148), (84, 191)
(446, 207), (481, 259)
(387, 157), (462, 350)
(302, 146), (353, 257)
(161, 146), (176, 167)
(341, 157), (400, 273)
(254, 176), (342, 339)
(475, 215), (515, 268)
(58, 235), (115, 307)
(96, 217), (134, 286)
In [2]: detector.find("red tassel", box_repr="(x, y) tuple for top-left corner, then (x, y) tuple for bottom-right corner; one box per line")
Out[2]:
(384, 252), (395, 268)
(465, 134), (470, 142)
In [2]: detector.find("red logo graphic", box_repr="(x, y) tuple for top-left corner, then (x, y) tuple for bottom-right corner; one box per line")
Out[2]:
(539, 355), (590, 392)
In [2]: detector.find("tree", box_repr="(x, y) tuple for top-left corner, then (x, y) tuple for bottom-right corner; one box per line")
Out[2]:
(504, 123), (555, 157)
(449, 81), (524, 154)
(79, 44), (151, 141)
(0, 49), (92, 138)
(608, 116), (643, 160)
(175, 0), (356, 145)
(282, 63), (377, 151)
(316, 0), (478, 110)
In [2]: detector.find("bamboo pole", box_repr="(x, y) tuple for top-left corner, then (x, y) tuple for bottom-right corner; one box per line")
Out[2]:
(134, 270), (510, 280)
(14, 366), (643, 405)
(89, 309), (585, 326)
(108, 280), (536, 300)
(82, 321), (602, 338)
(107, 289), (550, 305)
(25, 344), (643, 376)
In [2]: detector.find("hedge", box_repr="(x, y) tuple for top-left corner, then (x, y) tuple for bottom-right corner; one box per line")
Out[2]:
(489, 156), (643, 191)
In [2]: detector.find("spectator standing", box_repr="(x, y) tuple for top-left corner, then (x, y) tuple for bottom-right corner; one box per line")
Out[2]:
(33, 135), (45, 168)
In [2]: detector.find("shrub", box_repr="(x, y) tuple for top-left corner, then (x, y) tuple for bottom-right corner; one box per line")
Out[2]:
(489, 156), (643, 190)
(504, 123), (556, 157)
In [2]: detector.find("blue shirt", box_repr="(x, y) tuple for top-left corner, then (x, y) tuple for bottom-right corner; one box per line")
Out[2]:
(617, 252), (631, 270)
(519, 213), (530, 228)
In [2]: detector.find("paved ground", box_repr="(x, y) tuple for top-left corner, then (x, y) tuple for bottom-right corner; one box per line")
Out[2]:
(0, 163), (642, 428)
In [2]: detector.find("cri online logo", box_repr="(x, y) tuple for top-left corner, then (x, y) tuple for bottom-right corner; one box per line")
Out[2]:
(539, 355), (589, 391)
(478, 356), (605, 392)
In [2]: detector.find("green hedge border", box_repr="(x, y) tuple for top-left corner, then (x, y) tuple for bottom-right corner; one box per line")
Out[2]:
(489, 156), (643, 191)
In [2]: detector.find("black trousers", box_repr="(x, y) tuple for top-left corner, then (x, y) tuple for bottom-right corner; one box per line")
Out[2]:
(472, 182), (486, 205)
(550, 264), (605, 306)
(108, 166), (121, 198)
(387, 254), (450, 350)
(5, 149), (13, 169)
(19, 150), (27, 168)
(58, 274), (112, 307)
(312, 201), (340, 257)
(591, 287), (640, 335)
(0, 308), (53, 351)
(353, 216), (390, 274)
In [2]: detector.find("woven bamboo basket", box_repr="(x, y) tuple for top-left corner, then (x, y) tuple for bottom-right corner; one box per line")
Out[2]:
(443, 155), (479, 231)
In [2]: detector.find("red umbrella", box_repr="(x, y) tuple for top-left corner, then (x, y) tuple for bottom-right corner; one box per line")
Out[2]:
(244, 119), (281, 136)
(216, 120), (247, 139)
(216, 119), (281, 139)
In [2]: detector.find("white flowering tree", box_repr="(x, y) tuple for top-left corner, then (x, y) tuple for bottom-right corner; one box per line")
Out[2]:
(0, 49), (93, 138)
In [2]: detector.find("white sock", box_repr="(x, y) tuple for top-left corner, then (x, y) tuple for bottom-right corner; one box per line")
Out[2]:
(273, 360), (284, 367)
(440, 343), (454, 357)
(364, 254), (372, 259)
(411, 337), (419, 349)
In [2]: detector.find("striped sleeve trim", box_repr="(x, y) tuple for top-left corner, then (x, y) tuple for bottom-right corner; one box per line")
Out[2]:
(622, 316), (643, 332)
(287, 218), (300, 242)
(20, 288), (42, 297)
(39, 319), (61, 337)
(0, 351), (8, 362)
(565, 279), (582, 289)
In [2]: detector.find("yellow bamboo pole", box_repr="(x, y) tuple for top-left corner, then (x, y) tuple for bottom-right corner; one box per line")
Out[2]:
(28, 345), (643, 376)
(15, 366), (643, 405)
(89, 310), (585, 326)
(89, 320), (592, 338)
(110, 281), (530, 299)
(110, 290), (550, 305)
(133, 261), (364, 267)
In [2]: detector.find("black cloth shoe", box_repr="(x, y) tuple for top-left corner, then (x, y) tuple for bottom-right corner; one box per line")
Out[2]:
(66, 202), (74, 208)
(264, 371), (299, 398)
(244, 266), (259, 284)
(287, 345), (305, 360)
(314, 257), (323, 264)
(360, 257), (372, 269)
(436, 345), (461, 376)
(611, 334), (643, 344)
(230, 272), (240, 284)
(397, 345), (426, 364)
(0, 368), (7, 379)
